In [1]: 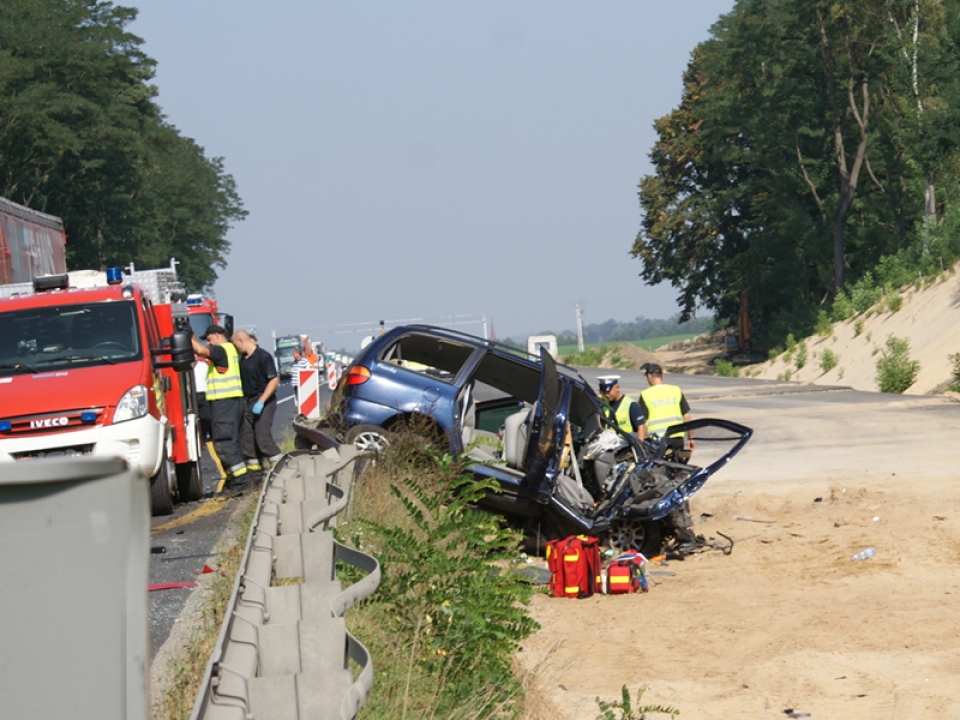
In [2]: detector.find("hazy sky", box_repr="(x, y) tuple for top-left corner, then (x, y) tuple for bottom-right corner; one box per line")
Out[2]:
(128, 2), (734, 350)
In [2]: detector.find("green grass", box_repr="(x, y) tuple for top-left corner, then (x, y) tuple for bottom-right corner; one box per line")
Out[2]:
(557, 333), (700, 356)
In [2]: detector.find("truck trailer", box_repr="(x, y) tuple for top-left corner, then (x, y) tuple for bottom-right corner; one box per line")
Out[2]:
(0, 196), (67, 283)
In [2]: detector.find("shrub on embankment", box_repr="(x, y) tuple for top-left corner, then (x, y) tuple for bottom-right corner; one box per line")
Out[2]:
(336, 431), (540, 719)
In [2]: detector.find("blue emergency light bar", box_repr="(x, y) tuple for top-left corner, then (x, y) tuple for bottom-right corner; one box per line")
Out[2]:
(186, 295), (203, 306)
(106, 267), (123, 284)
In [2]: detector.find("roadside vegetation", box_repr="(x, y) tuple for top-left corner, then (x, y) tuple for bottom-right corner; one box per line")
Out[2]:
(278, 430), (296, 454)
(336, 431), (540, 719)
(713, 359), (739, 377)
(558, 333), (701, 357)
(947, 353), (960, 393)
(597, 685), (680, 720)
(876, 335), (921, 394)
(819, 349), (839, 373)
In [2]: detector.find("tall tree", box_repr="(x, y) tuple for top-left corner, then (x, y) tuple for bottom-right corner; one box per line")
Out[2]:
(0, 0), (245, 290)
(632, 0), (960, 343)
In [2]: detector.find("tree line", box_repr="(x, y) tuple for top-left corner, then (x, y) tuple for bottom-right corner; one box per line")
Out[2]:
(633, 0), (960, 347)
(0, 0), (244, 291)
(503, 314), (714, 347)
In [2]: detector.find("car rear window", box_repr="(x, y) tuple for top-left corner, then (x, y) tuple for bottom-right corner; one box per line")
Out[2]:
(379, 333), (475, 380)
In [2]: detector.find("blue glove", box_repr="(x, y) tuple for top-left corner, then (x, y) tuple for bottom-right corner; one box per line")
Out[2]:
(252, 400), (264, 416)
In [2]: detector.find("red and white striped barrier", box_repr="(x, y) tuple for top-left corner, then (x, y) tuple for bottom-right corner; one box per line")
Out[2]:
(298, 369), (320, 419)
(326, 361), (337, 390)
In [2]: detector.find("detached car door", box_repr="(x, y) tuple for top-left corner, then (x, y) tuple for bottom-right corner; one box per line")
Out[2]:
(523, 349), (569, 503)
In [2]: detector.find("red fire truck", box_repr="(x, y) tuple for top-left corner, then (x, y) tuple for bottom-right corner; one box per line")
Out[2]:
(0, 261), (201, 515)
(186, 293), (233, 340)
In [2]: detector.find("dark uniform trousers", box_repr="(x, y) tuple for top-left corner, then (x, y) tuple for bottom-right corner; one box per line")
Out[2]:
(242, 396), (282, 483)
(210, 396), (247, 485)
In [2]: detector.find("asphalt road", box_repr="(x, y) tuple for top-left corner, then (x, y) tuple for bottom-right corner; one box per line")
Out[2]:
(147, 382), (310, 659)
(575, 366), (899, 409)
(147, 377), (337, 659)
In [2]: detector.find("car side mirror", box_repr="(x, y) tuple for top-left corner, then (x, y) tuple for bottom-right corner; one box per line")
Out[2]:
(219, 313), (234, 339)
(153, 330), (195, 372)
(168, 331), (195, 372)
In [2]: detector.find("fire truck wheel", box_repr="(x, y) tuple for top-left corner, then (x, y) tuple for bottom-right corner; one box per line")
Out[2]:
(150, 459), (175, 516)
(176, 461), (203, 503)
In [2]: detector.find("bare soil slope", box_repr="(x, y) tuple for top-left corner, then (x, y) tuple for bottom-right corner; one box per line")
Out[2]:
(755, 270), (960, 394)
(588, 334), (724, 374)
(594, 342), (663, 370)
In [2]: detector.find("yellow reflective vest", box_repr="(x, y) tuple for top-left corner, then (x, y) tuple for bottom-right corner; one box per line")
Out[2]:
(206, 342), (243, 400)
(639, 383), (685, 439)
(612, 396), (636, 434)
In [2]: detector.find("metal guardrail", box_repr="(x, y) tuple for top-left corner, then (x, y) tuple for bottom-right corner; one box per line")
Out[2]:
(0, 457), (150, 720)
(190, 446), (380, 720)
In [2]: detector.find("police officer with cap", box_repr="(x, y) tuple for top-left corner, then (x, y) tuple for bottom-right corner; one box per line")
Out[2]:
(638, 362), (694, 455)
(191, 325), (251, 495)
(598, 375), (644, 436)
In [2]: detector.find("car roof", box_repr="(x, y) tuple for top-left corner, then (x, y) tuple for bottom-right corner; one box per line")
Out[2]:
(378, 324), (588, 381)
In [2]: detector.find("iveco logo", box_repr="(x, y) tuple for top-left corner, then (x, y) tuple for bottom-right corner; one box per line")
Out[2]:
(30, 417), (69, 429)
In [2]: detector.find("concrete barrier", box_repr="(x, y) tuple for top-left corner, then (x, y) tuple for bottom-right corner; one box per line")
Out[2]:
(0, 456), (150, 720)
(191, 446), (379, 720)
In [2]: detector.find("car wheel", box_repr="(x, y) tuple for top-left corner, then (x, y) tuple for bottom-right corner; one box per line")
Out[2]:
(602, 517), (661, 558)
(345, 424), (391, 477)
(176, 461), (202, 502)
(345, 424), (391, 454)
(150, 458), (175, 516)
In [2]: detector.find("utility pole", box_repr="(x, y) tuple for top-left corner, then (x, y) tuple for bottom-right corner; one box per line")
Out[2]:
(575, 302), (585, 353)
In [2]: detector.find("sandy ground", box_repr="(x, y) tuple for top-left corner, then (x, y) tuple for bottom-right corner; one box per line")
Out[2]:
(518, 382), (960, 719)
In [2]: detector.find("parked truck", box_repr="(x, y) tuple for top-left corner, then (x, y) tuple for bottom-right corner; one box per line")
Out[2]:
(0, 196), (67, 283)
(274, 334), (302, 382)
(0, 251), (200, 515)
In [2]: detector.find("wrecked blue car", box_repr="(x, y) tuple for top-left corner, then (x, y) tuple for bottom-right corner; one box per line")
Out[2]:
(319, 325), (752, 555)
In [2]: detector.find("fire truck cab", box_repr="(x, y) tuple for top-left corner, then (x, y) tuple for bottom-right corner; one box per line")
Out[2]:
(0, 263), (200, 515)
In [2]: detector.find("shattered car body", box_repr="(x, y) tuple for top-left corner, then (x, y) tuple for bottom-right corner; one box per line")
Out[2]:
(320, 325), (752, 554)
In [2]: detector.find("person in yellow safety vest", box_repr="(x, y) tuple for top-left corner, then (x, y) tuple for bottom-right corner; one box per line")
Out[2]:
(639, 362), (700, 552)
(191, 325), (251, 496)
(638, 362), (695, 455)
(598, 375), (643, 436)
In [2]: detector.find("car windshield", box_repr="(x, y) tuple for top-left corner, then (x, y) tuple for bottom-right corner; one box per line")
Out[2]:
(0, 301), (141, 375)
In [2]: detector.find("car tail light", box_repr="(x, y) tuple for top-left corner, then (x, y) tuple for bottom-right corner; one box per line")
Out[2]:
(346, 366), (371, 385)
